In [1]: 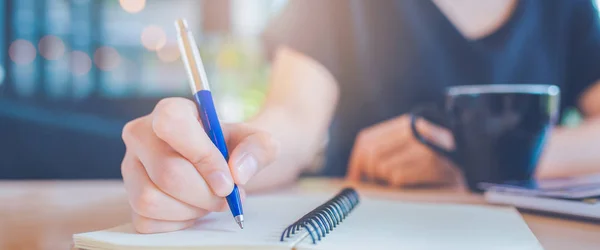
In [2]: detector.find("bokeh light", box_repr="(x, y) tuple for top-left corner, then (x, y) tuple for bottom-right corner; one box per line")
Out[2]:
(94, 46), (121, 71)
(141, 25), (166, 51)
(119, 0), (146, 14)
(219, 96), (244, 123)
(70, 51), (92, 76)
(157, 43), (180, 63)
(216, 45), (241, 69)
(38, 35), (66, 60)
(9, 39), (37, 65)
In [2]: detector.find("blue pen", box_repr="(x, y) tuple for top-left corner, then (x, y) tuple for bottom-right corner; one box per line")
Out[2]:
(175, 19), (244, 229)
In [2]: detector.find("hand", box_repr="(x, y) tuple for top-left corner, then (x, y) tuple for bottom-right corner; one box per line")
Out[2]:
(346, 114), (458, 187)
(121, 97), (279, 233)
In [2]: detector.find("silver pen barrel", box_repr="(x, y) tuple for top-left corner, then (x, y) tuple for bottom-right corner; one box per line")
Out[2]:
(175, 19), (210, 92)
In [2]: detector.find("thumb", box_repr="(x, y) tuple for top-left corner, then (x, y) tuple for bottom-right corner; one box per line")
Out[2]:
(416, 118), (455, 151)
(228, 127), (280, 185)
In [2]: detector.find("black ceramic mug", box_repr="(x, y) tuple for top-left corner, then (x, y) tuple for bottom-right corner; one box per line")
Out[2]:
(410, 84), (561, 192)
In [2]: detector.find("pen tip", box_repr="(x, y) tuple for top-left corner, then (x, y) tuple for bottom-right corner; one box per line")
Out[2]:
(234, 215), (244, 229)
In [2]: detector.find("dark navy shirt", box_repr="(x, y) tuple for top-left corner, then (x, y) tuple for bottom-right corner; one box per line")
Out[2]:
(263, 0), (600, 176)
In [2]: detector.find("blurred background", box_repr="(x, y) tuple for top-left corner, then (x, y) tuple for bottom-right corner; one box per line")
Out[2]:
(0, 0), (288, 179)
(0, 0), (594, 180)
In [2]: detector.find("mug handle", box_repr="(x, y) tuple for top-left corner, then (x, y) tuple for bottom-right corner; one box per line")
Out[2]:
(409, 107), (460, 165)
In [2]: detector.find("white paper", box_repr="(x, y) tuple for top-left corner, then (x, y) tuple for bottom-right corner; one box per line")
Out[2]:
(74, 193), (542, 250)
(297, 199), (543, 250)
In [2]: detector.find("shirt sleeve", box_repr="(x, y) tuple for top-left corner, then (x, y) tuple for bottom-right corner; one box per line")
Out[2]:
(261, 0), (345, 80)
(565, 0), (600, 111)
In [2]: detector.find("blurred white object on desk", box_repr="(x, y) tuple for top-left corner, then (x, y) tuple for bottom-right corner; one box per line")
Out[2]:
(483, 174), (600, 221)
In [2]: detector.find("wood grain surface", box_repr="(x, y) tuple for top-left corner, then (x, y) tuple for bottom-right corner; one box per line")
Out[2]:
(0, 178), (598, 250)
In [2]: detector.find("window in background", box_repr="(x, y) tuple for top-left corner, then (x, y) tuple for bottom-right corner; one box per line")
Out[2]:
(3, 0), (286, 123)
(42, 0), (71, 99)
(9, 0), (40, 97)
(0, 0), (288, 179)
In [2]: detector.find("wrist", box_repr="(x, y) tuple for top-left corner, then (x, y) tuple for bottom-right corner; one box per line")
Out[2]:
(246, 106), (325, 169)
(537, 125), (586, 179)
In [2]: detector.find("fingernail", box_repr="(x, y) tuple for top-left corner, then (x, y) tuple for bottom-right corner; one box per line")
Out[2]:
(235, 154), (258, 185)
(206, 171), (234, 197)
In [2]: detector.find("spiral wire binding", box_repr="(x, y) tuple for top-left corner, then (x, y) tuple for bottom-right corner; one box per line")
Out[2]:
(280, 188), (360, 244)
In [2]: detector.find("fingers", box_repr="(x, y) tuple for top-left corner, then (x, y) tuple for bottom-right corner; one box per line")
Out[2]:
(387, 148), (434, 187)
(150, 98), (233, 197)
(123, 116), (226, 212)
(226, 124), (280, 185)
(347, 116), (412, 181)
(371, 117), (448, 160)
(130, 189), (250, 234)
(359, 115), (409, 142)
(387, 149), (455, 187)
(132, 213), (197, 234)
(372, 143), (424, 183)
(414, 117), (455, 151)
(121, 97), (268, 234)
(346, 114), (454, 183)
(121, 152), (211, 221)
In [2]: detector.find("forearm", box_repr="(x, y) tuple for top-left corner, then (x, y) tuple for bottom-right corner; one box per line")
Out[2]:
(537, 117), (600, 179)
(242, 107), (327, 192)
(241, 47), (339, 192)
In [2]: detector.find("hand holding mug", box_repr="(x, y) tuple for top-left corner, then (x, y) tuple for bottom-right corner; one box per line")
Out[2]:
(347, 114), (459, 187)
(410, 84), (560, 191)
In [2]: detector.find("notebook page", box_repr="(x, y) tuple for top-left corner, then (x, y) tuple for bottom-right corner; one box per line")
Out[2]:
(74, 195), (329, 250)
(297, 199), (543, 250)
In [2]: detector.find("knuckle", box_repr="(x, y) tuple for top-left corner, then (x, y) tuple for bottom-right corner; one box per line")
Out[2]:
(132, 187), (160, 218)
(356, 129), (367, 141)
(190, 149), (222, 172)
(152, 113), (182, 139)
(122, 118), (143, 145)
(355, 130), (370, 148)
(152, 99), (193, 139)
(155, 97), (190, 111)
(152, 161), (183, 193)
(397, 115), (411, 126)
(120, 158), (132, 180)
(133, 218), (154, 234)
(155, 98), (174, 110)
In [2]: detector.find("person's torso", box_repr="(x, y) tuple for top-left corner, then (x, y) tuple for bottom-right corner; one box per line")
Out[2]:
(323, 0), (573, 176)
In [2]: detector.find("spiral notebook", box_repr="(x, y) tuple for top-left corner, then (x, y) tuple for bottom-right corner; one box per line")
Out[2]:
(74, 188), (543, 250)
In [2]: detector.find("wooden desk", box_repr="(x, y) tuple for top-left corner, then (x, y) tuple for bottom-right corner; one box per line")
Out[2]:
(0, 178), (599, 250)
